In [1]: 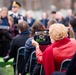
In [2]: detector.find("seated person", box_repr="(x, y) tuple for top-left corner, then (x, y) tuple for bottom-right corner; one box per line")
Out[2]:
(32, 23), (76, 75)
(21, 21), (46, 75)
(0, 7), (14, 37)
(0, 7), (13, 57)
(32, 19), (57, 75)
(3, 21), (30, 75)
(0, 29), (12, 57)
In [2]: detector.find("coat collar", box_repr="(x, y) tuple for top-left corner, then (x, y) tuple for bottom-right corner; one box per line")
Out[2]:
(52, 37), (70, 47)
(20, 30), (30, 35)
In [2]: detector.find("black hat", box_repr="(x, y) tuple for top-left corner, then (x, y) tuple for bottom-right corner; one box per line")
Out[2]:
(12, 1), (21, 7)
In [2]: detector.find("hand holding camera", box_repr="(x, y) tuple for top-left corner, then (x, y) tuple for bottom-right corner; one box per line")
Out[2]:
(34, 30), (51, 45)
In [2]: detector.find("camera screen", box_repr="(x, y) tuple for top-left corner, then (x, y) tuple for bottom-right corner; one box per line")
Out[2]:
(34, 30), (51, 45)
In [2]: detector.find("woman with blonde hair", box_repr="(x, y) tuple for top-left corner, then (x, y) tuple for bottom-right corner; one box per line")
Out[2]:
(0, 7), (13, 57)
(0, 7), (13, 27)
(0, 7), (14, 37)
(67, 27), (75, 38)
(32, 24), (76, 75)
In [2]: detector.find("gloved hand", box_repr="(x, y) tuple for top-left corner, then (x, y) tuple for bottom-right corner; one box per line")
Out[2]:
(3, 55), (10, 62)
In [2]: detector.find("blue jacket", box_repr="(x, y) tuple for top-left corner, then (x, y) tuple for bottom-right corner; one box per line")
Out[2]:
(40, 19), (49, 28)
(0, 17), (9, 26)
(24, 17), (35, 27)
(24, 37), (37, 73)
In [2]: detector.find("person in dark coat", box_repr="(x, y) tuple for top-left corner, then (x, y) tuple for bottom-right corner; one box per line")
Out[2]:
(65, 9), (73, 26)
(21, 21), (45, 75)
(23, 10), (35, 28)
(56, 12), (67, 26)
(0, 29), (12, 57)
(3, 21), (30, 75)
(10, 1), (24, 35)
(40, 12), (49, 28)
(32, 24), (76, 75)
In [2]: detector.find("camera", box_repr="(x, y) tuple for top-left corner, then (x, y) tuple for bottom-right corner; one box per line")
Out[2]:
(34, 30), (51, 45)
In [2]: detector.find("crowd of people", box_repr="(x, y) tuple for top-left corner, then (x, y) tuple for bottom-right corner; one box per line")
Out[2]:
(0, 1), (76, 75)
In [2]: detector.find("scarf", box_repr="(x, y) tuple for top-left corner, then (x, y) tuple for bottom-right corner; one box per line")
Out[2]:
(42, 37), (70, 75)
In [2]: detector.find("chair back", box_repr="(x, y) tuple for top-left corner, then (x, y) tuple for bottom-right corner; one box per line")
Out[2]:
(29, 51), (36, 74)
(60, 59), (71, 72)
(15, 46), (25, 75)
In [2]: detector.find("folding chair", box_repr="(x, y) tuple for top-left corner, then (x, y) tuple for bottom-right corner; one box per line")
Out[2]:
(28, 51), (43, 75)
(39, 65), (43, 75)
(15, 46), (25, 75)
(60, 59), (71, 72)
(28, 51), (36, 75)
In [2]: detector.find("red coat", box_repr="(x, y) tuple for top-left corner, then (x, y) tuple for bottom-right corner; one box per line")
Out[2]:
(53, 38), (76, 70)
(36, 37), (76, 75)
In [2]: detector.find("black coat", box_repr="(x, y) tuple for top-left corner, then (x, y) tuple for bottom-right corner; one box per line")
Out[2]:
(66, 53), (76, 75)
(65, 16), (73, 26)
(10, 14), (23, 24)
(9, 31), (30, 60)
(24, 17), (35, 27)
(0, 30), (12, 57)
(8, 31), (30, 73)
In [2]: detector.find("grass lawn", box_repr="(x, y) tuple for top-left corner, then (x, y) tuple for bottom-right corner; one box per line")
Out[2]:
(0, 58), (14, 75)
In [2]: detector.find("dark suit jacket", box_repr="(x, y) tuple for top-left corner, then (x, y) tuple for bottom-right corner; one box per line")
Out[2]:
(8, 30), (30, 73)
(10, 14), (23, 24)
(24, 17), (35, 27)
(40, 19), (49, 28)
(9, 31), (30, 61)
(65, 16), (73, 26)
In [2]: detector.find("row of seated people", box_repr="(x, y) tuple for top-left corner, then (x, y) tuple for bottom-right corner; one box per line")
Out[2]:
(0, 14), (75, 57)
(2, 17), (76, 75)
(0, 1), (75, 75)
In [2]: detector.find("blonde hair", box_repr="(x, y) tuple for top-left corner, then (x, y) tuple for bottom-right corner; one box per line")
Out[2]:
(49, 23), (68, 41)
(67, 27), (75, 38)
(0, 7), (13, 27)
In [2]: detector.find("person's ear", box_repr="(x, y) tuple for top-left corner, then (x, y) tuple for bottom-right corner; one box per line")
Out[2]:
(18, 29), (21, 33)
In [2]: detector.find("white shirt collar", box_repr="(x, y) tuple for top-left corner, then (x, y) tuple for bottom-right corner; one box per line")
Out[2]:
(13, 12), (19, 17)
